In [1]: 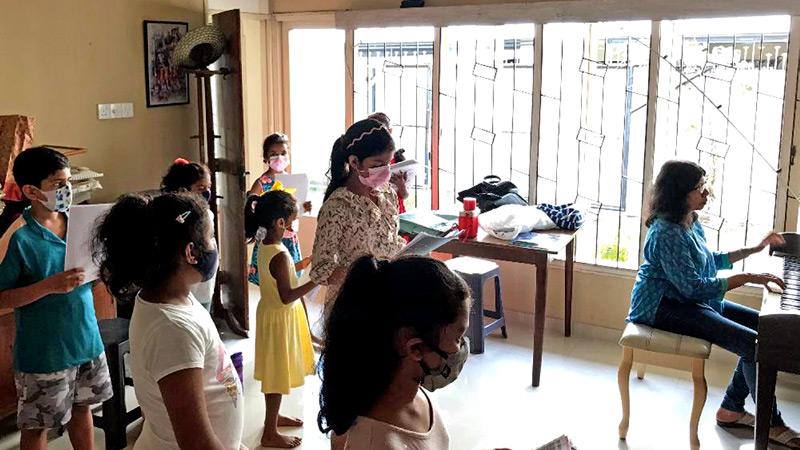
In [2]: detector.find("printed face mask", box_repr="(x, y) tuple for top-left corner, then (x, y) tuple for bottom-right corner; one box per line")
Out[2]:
(269, 155), (290, 172)
(39, 183), (73, 212)
(419, 337), (470, 392)
(358, 164), (391, 189)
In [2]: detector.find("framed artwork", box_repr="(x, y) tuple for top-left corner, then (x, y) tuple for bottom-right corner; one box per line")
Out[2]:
(143, 20), (189, 107)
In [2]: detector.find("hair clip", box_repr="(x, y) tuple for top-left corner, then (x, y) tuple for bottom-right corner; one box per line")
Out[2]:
(175, 211), (191, 223)
(345, 125), (389, 150)
(174, 158), (190, 165)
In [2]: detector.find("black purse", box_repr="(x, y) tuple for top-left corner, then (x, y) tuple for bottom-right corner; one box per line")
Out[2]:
(457, 175), (528, 212)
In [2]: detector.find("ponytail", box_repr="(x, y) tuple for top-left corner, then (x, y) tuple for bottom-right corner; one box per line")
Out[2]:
(323, 136), (349, 201)
(317, 255), (470, 436)
(322, 118), (396, 202)
(244, 194), (261, 241)
(93, 192), (212, 300)
(243, 190), (297, 241)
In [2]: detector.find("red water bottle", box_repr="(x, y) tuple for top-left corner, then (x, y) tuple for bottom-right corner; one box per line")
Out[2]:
(459, 197), (480, 239)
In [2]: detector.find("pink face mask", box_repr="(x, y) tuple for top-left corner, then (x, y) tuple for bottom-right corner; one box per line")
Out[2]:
(358, 164), (392, 189)
(269, 155), (289, 172)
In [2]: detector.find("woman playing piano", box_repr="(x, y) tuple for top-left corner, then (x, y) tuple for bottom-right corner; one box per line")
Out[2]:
(627, 160), (800, 448)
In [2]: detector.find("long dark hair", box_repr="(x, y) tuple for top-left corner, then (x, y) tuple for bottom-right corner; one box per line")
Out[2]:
(323, 118), (395, 201)
(243, 190), (297, 241)
(646, 160), (706, 227)
(317, 255), (470, 436)
(92, 192), (213, 300)
(161, 159), (210, 192)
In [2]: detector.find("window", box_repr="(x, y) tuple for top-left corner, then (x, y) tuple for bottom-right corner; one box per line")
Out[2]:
(288, 29), (346, 208)
(353, 27), (434, 210)
(438, 24), (535, 211)
(285, 15), (799, 272)
(654, 16), (790, 272)
(536, 22), (651, 268)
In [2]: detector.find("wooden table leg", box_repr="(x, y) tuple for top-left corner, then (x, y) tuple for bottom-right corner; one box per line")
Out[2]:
(532, 255), (548, 387)
(755, 362), (777, 450)
(565, 238), (575, 337)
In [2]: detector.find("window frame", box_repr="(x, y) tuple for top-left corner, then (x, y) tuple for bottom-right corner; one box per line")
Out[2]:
(276, 10), (800, 271)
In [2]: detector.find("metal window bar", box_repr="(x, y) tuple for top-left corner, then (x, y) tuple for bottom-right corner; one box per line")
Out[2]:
(438, 28), (535, 208)
(353, 34), (434, 209)
(652, 23), (789, 272)
(538, 23), (650, 268)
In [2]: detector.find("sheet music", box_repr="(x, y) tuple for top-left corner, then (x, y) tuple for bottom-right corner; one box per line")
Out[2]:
(535, 435), (575, 450)
(398, 230), (459, 257)
(274, 173), (309, 205)
(65, 204), (112, 284)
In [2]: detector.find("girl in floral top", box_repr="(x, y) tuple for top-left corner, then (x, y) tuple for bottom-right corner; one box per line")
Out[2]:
(247, 133), (311, 285)
(310, 119), (407, 307)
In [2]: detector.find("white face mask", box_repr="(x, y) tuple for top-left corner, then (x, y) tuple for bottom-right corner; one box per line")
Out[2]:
(38, 183), (73, 212)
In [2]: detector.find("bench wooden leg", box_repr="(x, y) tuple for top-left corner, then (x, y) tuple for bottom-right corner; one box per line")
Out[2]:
(690, 358), (707, 449)
(618, 347), (633, 439)
(637, 364), (647, 380)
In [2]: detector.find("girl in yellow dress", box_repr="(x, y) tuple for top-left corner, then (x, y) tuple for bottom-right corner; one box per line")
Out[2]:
(245, 189), (329, 449)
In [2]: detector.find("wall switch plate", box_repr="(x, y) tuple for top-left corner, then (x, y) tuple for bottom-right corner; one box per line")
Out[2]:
(98, 103), (134, 120)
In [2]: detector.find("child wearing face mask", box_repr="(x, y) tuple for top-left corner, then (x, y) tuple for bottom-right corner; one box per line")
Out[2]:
(245, 190), (341, 449)
(161, 158), (216, 311)
(318, 255), (471, 450)
(311, 119), (408, 315)
(247, 133), (311, 286)
(94, 192), (245, 450)
(0, 146), (111, 450)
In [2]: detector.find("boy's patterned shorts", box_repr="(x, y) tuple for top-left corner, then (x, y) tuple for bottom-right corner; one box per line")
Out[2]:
(14, 353), (113, 430)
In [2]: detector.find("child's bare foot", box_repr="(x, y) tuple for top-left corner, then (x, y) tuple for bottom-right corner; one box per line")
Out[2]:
(277, 415), (303, 427)
(261, 431), (301, 448)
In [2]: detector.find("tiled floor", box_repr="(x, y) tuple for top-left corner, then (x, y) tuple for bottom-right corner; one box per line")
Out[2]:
(2, 290), (800, 449)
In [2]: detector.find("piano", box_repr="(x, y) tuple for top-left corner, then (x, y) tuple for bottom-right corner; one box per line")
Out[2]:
(756, 233), (800, 449)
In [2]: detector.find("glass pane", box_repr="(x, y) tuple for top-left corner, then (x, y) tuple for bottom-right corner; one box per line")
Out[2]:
(654, 16), (790, 273)
(438, 24), (535, 211)
(289, 29), (346, 209)
(353, 27), (434, 210)
(537, 21), (651, 269)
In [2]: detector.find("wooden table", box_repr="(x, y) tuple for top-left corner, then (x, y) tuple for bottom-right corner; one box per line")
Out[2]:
(439, 228), (578, 387)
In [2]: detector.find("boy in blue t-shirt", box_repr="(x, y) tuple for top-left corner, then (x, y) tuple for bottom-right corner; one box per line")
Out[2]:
(0, 147), (110, 449)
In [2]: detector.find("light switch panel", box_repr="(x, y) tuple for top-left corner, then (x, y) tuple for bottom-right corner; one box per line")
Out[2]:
(98, 103), (134, 120)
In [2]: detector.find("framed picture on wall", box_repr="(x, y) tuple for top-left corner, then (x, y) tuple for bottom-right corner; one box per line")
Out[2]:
(143, 20), (189, 107)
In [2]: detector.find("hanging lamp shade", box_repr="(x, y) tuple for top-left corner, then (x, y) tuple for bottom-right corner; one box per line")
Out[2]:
(173, 24), (226, 70)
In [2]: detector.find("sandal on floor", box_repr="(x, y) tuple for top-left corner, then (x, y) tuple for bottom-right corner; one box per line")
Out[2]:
(717, 412), (756, 430)
(770, 427), (800, 449)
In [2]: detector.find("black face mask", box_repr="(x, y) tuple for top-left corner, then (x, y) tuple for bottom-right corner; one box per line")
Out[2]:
(193, 247), (219, 282)
(201, 190), (212, 202)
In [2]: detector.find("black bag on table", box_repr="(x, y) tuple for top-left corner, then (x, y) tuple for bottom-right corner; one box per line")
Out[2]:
(457, 175), (528, 213)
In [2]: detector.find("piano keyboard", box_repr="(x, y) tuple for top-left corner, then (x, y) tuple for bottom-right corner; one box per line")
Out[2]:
(781, 256), (800, 310)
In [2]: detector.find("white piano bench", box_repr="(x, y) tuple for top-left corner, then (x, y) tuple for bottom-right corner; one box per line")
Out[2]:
(617, 322), (712, 449)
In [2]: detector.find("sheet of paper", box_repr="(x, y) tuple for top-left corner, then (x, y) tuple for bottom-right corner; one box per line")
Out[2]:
(398, 230), (459, 257)
(390, 159), (419, 174)
(65, 204), (112, 284)
(275, 173), (309, 205)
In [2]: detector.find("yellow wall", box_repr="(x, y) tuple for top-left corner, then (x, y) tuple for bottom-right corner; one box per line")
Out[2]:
(0, 0), (206, 202)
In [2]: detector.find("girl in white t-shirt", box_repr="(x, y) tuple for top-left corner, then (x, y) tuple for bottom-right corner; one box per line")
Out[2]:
(93, 192), (245, 450)
(317, 256), (471, 450)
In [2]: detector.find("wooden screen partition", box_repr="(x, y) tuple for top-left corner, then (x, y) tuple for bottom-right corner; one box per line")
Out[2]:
(211, 9), (249, 336)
